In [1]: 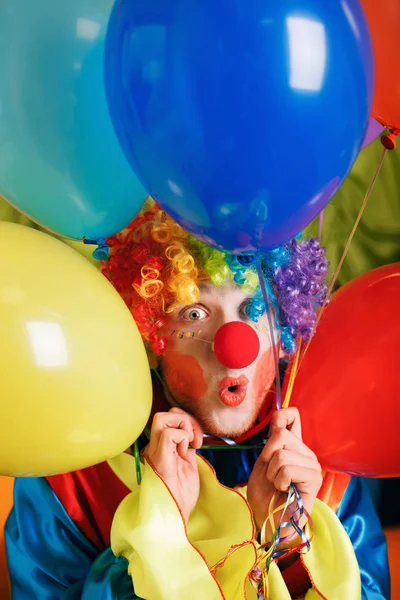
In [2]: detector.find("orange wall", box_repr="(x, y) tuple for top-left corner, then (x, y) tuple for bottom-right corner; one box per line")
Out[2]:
(386, 529), (400, 600)
(0, 477), (13, 600)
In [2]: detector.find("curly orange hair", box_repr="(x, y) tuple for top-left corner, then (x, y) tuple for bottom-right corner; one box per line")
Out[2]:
(101, 202), (245, 354)
(102, 201), (328, 355)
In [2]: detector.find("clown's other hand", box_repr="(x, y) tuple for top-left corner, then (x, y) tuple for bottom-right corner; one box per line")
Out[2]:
(143, 407), (203, 523)
(247, 407), (322, 541)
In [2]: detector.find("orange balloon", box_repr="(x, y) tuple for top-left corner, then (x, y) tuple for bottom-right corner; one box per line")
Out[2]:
(361, 0), (400, 129)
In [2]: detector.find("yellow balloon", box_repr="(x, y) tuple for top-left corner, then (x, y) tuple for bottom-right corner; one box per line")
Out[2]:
(0, 222), (152, 476)
(0, 195), (100, 267)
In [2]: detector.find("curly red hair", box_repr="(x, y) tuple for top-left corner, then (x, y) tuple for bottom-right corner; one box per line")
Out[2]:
(101, 203), (212, 354)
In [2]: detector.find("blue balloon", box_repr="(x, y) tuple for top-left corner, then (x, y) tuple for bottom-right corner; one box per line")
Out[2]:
(105, 0), (374, 252)
(0, 0), (147, 240)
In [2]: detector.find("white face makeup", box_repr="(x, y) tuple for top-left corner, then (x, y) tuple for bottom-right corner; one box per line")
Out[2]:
(159, 280), (280, 438)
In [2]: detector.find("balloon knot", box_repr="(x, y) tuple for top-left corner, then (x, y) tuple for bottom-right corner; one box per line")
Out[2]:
(381, 128), (400, 151)
(82, 237), (110, 261)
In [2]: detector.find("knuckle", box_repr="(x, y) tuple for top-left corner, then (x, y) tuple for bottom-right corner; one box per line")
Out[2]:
(276, 473), (290, 491)
(152, 412), (166, 428)
(276, 428), (288, 444)
(275, 449), (287, 467)
(169, 406), (184, 414)
(271, 412), (283, 428)
(161, 428), (175, 442)
(181, 413), (192, 428)
(266, 469), (275, 484)
(290, 407), (300, 419)
(280, 465), (291, 480)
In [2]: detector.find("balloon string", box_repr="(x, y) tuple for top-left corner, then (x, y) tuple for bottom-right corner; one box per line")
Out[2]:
(282, 340), (302, 409)
(255, 254), (310, 582)
(297, 145), (388, 373)
(318, 210), (324, 242)
(255, 254), (282, 410)
(133, 440), (142, 485)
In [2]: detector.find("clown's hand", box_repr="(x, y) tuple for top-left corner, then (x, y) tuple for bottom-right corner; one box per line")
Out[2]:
(247, 407), (322, 545)
(143, 407), (204, 524)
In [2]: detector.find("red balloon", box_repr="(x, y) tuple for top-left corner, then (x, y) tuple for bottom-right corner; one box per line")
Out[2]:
(213, 321), (260, 369)
(287, 264), (400, 478)
(361, 0), (400, 130)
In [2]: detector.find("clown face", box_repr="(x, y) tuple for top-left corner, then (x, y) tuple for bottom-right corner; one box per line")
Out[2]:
(160, 280), (280, 438)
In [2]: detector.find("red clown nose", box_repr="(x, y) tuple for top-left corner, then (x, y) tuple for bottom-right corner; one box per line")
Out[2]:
(213, 322), (260, 369)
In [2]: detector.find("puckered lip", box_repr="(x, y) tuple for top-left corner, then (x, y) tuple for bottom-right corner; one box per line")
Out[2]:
(218, 375), (249, 390)
(218, 375), (249, 407)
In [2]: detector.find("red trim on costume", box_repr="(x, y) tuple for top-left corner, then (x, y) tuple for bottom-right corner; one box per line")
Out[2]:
(46, 461), (131, 551)
(299, 556), (329, 600)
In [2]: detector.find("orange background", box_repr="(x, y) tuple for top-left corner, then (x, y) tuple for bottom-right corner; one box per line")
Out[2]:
(0, 476), (13, 600)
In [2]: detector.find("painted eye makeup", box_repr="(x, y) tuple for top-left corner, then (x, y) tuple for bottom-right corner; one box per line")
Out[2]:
(239, 299), (253, 320)
(170, 329), (203, 339)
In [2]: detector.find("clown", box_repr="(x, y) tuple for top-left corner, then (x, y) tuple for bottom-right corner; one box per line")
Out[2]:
(5, 205), (389, 599)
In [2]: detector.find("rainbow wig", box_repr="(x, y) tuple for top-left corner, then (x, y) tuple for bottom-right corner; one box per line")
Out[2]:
(101, 203), (328, 355)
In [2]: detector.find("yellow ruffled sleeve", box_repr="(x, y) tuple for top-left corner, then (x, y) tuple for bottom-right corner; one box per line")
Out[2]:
(110, 454), (361, 600)
(111, 455), (258, 600)
(301, 499), (362, 599)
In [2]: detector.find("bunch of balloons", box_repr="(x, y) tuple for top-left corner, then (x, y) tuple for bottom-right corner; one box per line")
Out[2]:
(0, 0), (399, 477)
(102, 0), (400, 478)
(0, 0), (153, 478)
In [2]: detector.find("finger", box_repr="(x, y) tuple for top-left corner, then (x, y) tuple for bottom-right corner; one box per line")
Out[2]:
(150, 411), (196, 448)
(169, 407), (204, 449)
(261, 428), (317, 465)
(269, 407), (302, 439)
(266, 449), (320, 485)
(181, 447), (198, 468)
(274, 465), (323, 495)
(176, 436), (190, 460)
(159, 427), (191, 460)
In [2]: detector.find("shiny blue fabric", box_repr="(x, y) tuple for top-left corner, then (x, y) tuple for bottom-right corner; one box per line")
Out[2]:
(337, 478), (390, 600)
(5, 452), (390, 599)
(199, 429), (267, 487)
(5, 477), (138, 599)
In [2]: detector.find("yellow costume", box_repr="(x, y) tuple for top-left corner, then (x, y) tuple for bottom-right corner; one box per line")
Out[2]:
(111, 454), (361, 599)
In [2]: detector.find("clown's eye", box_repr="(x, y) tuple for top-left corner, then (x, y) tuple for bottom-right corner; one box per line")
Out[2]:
(181, 306), (208, 321)
(239, 300), (253, 319)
